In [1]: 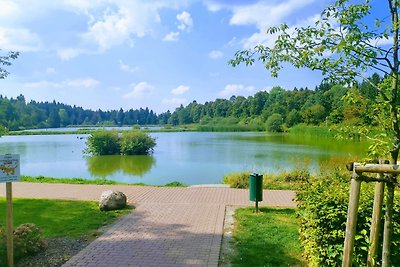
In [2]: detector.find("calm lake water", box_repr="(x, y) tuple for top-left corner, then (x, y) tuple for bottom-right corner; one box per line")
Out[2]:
(0, 132), (368, 185)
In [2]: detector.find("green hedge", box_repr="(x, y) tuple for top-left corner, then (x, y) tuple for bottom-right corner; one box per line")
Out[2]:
(296, 168), (400, 266)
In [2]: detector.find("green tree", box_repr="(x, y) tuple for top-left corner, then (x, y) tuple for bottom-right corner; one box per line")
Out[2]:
(301, 104), (326, 125)
(58, 108), (70, 126)
(265, 113), (283, 132)
(230, 0), (400, 264)
(47, 109), (61, 128)
(0, 50), (19, 79)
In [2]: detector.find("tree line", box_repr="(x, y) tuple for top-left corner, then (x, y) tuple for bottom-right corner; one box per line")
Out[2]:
(163, 73), (382, 130)
(0, 95), (158, 130)
(0, 73), (382, 131)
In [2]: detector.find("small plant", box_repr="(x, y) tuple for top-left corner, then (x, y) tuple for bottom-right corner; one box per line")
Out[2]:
(13, 223), (47, 259)
(223, 172), (251, 188)
(0, 223), (47, 263)
(164, 181), (187, 187)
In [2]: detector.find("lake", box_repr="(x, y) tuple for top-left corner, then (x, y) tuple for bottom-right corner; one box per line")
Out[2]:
(0, 132), (368, 185)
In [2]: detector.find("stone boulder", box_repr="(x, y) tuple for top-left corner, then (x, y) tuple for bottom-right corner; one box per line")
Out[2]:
(99, 190), (127, 211)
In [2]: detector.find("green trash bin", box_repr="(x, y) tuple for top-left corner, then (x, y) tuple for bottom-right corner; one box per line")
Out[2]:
(249, 173), (263, 202)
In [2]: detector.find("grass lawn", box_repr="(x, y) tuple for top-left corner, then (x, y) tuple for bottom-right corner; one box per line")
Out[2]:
(0, 198), (131, 237)
(231, 207), (304, 267)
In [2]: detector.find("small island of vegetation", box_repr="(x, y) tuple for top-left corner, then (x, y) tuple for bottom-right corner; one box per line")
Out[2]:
(85, 130), (156, 155)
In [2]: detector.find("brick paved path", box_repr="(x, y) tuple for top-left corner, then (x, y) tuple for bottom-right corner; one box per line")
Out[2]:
(0, 183), (295, 267)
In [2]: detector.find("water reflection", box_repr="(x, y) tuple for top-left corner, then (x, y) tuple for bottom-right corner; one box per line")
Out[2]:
(86, 155), (156, 178)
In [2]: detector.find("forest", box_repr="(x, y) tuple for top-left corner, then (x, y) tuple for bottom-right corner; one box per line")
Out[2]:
(0, 73), (382, 132)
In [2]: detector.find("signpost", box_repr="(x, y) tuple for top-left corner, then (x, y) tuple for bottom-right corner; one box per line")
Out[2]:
(0, 154), (20, 267)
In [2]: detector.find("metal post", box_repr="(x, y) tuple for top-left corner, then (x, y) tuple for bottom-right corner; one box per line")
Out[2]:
(255, 201), (259, 213)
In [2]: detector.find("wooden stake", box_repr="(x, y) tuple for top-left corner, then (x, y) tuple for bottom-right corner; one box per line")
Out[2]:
(6, 182), (13, 267)
(382, 176), (396, 267)
(367, 160), (385, 267)
(342, 171), (362, 267)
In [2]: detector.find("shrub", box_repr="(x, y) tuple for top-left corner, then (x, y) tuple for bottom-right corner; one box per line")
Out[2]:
(0, 223), (47, 263)
(119, 131), (156, 155)
(85, 130), (120, 155)
(85, 130), (156, 155)
(296, 168), (400, 266)
(266, 113), (284, 132)
(223, 172), (251, 188)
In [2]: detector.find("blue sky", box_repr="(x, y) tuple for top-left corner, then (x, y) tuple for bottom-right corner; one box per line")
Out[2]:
(0, 0), (386, 113)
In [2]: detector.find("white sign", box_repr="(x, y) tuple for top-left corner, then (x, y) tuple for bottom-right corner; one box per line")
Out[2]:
(0, 154), (20, 183)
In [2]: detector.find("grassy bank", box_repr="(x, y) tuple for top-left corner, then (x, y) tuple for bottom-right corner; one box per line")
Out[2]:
(21, 175), (187, 187)
(230, 207), (303, 266)
(289, 123), (337, 137)
(223, 169), (309, 190)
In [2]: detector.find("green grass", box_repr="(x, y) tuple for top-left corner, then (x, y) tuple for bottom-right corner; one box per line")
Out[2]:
(231, 207), (303, 267)
(21, 175), (187, 187)
(289, 123), (337, 137)
(21, 175), (122, 185)
(0, 198), (131, 237)
(223, 169), (309, 190)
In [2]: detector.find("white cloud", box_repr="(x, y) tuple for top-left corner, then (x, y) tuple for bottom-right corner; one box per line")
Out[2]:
(208, 50), (223, 59)
(0, 1), (20, 20)
(176, 11), (193, 32)
(57, 48), (85, 61)
(66, 78), (99, 88)
(171, 85), (190, 95)
(163, 31), (180, 42)
(219, 84), (255, 98)
(371, 36), (393, 47)
(45, 67), (56, 75)
(0, 27), (41, 52)
(0, 1), (190, 58)
(119, 60), (139, 73)
(123, 82), (154, 99)
(162, 98), (188, 106)
(22, 78), (99, 89)
(225, 0), (317, 49)
(23, 80), (62, 89)
(204, 1), (223, 12)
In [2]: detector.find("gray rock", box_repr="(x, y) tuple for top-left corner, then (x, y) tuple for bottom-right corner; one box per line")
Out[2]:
(99, 190), (127, 211)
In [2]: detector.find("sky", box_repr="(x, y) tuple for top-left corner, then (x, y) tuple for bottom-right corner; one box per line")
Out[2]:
(0, 0), (388, 114)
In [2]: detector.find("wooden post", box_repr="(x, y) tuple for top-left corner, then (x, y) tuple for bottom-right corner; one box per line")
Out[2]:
(367, 160), (385, 267)
(342, 170), (362, 267)
(382, 175), (396, 267)
(6, 182), (13, 267)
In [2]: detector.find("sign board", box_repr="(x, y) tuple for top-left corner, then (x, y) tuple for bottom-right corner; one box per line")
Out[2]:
(0, 154), (20, 183)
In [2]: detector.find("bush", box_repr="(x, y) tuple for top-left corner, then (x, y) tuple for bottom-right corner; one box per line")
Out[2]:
(296, 168), (400, 266)
(223, 172), (251, 188)
(0, 223), (47, 263)
(85, 130), (156, 155)
(266, 113), (284, 132)
(119, 131), (156, 155)
(85, 130), (120, 155)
